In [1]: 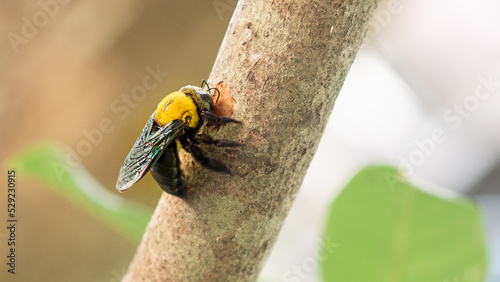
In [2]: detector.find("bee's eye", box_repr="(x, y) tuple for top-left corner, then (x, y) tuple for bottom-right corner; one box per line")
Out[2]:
(200, 93), (214, 110)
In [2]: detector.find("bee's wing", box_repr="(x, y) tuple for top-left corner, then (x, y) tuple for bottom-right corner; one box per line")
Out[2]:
(116, 113), (187, 192)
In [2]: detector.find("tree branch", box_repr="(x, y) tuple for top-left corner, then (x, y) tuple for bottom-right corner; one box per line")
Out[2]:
(124, 0), (380, 281)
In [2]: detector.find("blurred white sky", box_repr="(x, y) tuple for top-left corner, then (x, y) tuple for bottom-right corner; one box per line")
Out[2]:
(261, 0), (500, 281)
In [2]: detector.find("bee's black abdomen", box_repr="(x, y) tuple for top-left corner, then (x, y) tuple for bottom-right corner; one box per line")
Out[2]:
(150, 143), (187, 197)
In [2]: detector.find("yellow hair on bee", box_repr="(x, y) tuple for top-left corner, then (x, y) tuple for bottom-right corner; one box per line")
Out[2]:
(176, 140), (182, 152)
(154, 91), (199, 129)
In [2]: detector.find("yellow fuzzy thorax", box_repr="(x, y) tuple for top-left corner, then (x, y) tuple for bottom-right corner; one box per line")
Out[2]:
(154, 91), (199, 129)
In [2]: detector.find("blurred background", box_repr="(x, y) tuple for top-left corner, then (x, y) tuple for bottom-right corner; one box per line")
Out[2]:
(0, 0), (499, 281)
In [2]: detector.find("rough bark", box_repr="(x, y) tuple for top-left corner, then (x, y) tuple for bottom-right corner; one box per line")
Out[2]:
(124, 0), (380, 281)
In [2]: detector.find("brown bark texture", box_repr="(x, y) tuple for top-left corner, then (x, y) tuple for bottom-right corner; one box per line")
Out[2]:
(124, 0), (380, 281)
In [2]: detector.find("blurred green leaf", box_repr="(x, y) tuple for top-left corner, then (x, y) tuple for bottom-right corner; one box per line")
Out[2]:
(8, 142), (152, 244)
(321, 165), (487, 282)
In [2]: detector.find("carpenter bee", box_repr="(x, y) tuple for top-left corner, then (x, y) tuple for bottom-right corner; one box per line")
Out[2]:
(116, 80), (241, 197)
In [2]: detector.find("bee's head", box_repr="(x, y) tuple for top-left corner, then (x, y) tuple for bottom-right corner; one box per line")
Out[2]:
(179, 85), (214, 111)
(199, 91), (215, 111)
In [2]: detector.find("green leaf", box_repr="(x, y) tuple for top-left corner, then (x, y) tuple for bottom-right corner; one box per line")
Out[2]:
(7, 142), (152, 244)
(321, 165), (487, 282)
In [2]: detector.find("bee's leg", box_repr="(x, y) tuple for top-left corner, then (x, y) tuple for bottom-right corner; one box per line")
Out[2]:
(183, 143), (232, 175)
(196, 133), (242, 147)
(202, 111), (241, 130)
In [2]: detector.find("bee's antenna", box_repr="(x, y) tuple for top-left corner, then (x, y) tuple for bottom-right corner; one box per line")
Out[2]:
(201, 79), (220, 103)
(201, 79), (210, 90)
(210, 87), (221, 103)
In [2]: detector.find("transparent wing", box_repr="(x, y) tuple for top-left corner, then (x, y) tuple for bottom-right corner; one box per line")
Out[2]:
(116, 112), (187, 192)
